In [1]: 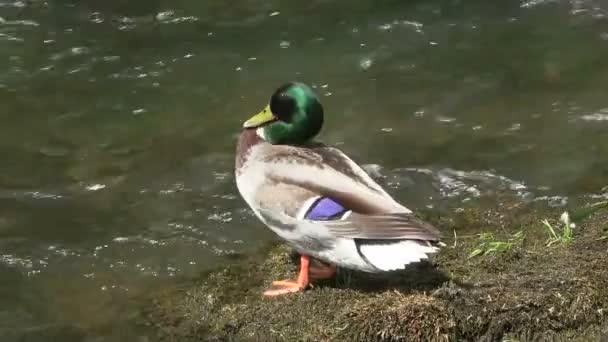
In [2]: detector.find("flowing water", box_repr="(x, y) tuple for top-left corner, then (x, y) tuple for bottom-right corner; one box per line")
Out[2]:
(1, 0), (608, 340)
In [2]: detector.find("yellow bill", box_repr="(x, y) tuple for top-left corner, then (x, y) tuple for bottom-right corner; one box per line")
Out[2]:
(243, 105), (276, 128)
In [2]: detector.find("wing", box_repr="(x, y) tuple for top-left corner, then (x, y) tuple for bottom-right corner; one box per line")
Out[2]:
(322, 212), (441, 241)
(257, 143), (411, 215)
(298, 197), (439, 240)
(256, 205), (442, 242)
(254, 143), (442, 241)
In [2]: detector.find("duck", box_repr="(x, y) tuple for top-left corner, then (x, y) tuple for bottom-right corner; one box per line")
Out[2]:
(235, 82), (443, 296)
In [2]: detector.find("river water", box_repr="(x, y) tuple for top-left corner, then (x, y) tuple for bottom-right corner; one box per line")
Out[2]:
(1, 0), (608, 340)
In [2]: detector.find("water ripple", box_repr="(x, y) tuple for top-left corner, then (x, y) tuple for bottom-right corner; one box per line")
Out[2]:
(581, 108), (608, 121)
(404, 167), (533, 202)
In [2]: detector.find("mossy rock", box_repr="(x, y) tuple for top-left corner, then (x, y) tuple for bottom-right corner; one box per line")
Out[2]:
(143, 206), (608, 341)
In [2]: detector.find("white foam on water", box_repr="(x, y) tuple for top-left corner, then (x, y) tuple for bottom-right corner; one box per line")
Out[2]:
(581, 112), (608, 122)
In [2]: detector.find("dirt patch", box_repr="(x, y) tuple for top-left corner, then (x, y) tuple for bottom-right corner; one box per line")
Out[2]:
(142, 203), (608, 341)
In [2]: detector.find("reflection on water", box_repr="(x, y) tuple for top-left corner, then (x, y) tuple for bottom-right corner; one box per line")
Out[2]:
(1, 0), (608, 339)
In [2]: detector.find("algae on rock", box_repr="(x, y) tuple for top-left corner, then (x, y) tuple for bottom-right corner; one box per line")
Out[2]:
(143, 205), (608, 341)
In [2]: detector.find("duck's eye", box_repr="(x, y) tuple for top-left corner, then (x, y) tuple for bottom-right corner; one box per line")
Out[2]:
(270, 92), (296, 122)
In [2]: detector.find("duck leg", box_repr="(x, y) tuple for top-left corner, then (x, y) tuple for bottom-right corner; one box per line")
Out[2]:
(263, 255), (310, 296)
(309, 258), (337, 280)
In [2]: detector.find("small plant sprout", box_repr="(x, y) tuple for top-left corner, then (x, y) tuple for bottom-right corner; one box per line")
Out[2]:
(560, 211), (576, 229)
(542, 211), (574, 246)
(468, 231), (525, 258)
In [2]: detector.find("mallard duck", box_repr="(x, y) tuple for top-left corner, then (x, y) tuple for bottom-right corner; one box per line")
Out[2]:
(235, 82), (442, 296)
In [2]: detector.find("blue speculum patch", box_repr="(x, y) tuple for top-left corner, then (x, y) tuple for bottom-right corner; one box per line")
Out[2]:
(305, 197), (348, 220)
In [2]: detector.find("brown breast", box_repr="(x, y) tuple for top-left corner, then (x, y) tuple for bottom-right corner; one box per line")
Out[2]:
(235, 129), (264, 173)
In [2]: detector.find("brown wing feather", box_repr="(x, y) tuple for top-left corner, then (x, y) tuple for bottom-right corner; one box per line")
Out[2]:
(259, 142), (409, 214)
(322, 213), (442, 241)
(270, 177), (394, 215)
(256, 141), (442, 241)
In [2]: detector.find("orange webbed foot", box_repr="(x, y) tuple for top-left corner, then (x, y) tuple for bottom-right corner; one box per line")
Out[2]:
(263, 255), (310, 297)
(263, 280), (307, 296)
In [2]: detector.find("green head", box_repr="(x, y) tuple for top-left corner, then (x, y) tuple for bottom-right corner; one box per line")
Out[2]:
(243, 82), (324, 144)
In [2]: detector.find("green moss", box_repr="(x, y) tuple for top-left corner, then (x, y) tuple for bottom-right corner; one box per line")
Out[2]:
(143, 206), (608, 341)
